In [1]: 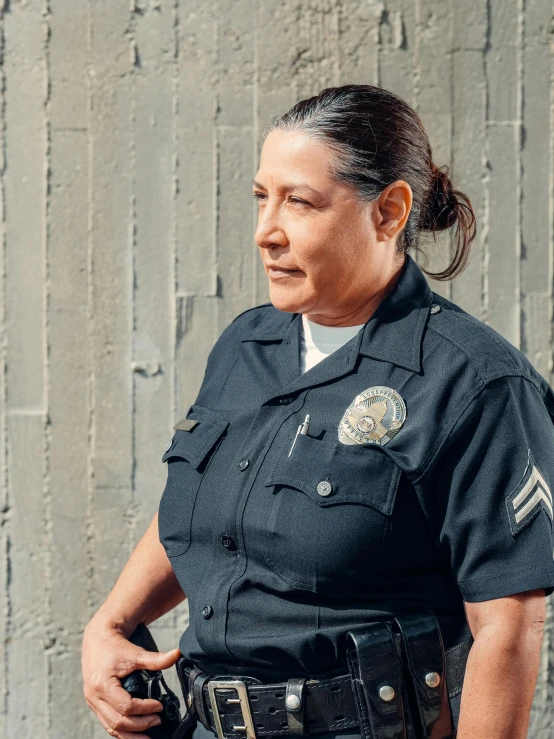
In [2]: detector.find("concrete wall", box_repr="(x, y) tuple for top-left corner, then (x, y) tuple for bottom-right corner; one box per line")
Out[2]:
(0, 0), (552, 736)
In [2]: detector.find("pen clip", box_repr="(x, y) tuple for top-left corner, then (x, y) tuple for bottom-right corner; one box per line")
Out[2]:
(288, 423), (303, 457)
(288, 414), (311, 457)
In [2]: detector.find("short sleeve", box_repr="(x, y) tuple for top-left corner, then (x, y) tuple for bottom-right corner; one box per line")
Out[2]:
(415, 374), (554, 602)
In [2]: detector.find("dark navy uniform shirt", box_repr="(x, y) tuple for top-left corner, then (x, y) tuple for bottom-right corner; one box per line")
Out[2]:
(158, 254), (554, 682)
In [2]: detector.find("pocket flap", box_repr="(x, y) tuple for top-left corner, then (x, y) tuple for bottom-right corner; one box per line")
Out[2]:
(162, 405), (229, 469)
(264, 432), (401, 515)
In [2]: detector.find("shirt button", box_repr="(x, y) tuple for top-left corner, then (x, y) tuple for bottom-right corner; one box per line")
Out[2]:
(317, 480), (333, 497)
(425, 671), (441, 688)
(221, 535), (236, 550)
(238, 458), (250, 471)
(278, 395), (294, 405)
(201, 605), (213, 620)
(379, 685), (395, 702)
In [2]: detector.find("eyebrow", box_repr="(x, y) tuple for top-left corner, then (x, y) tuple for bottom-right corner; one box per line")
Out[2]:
(252, 179), (321, 196)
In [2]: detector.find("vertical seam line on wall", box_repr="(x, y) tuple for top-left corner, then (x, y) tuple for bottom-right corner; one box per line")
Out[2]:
(171, 0), (179, 425)
(482, 0), (492, 326)
(129, 9), (138, 512)
(375, 3), (382, 88)
(413, 0), (421, 114)
(85, 0), (96, 631)
(549, 4), (554, 386)
(252, 0), (259, 307)
(448, 0), (454, 302)
(0, 0), (9, 720)
(213, 3), (220, 317)
(42, 0), (53, 731)
(481, 0), (491, 325)
(545, 0), (554, 704)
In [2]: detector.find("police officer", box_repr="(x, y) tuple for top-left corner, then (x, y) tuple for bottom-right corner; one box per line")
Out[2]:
(83, 84), (554, 739)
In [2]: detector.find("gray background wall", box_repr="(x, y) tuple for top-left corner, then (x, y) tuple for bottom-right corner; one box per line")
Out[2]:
(0, 0), (553, 736)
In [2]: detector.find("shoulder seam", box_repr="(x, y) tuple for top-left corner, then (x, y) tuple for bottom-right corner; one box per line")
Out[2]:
(426, 323), (482, 382)
(426, 317), (522, 383)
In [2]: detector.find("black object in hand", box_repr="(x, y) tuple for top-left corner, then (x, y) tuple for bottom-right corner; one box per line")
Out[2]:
(120, 622), (182, 739)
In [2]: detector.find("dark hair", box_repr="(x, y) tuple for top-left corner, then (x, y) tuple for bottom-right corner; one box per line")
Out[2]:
(262, 84), (476, 281)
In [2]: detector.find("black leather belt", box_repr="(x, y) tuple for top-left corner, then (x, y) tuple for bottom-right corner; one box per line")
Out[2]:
(174, 635), (472, 739)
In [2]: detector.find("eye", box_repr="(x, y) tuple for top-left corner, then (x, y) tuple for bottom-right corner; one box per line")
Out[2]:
(252, 193), (310, 206)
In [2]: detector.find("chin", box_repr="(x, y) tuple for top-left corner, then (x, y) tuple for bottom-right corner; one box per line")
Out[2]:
(268, 284), (308, 314)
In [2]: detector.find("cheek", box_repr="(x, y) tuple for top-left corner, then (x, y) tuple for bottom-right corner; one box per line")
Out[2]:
(281, 217), (360, 288)
(302, 240), (350, 281)
(294, 249), (332, 291)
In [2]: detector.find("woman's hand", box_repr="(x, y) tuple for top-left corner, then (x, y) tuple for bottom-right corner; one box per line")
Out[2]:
(82, 619), (182, 738)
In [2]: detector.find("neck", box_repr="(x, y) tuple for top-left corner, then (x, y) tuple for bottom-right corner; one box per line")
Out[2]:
(305, 256), (405, 327)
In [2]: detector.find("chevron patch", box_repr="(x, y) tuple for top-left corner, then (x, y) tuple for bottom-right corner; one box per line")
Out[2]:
(506, 451), (553, 537)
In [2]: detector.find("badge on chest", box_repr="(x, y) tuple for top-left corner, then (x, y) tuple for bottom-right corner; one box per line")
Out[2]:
(338, 385), (406, 446)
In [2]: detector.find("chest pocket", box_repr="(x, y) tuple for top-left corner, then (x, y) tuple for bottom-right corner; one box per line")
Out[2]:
(262, 431), (402, 594)
(158, 405), (229, 558)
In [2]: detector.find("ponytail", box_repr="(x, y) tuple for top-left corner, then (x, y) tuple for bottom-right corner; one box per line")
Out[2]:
(420, 164), (477, 280)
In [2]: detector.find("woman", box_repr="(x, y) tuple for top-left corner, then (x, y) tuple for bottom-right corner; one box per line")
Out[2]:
(82, 85), (554, 739)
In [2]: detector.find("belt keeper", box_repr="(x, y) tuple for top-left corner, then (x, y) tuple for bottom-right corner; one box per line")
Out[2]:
(285, 677), (306, 735)
(176, 658), (191, 708)
(191, 670), (211, 728)
(178, 660), (199, 716)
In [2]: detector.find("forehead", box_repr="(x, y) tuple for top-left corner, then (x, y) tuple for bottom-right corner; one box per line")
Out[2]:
(254, 129), (335, 190)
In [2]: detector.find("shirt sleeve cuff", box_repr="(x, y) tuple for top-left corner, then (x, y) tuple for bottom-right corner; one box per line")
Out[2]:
(458, 563), (554, 602)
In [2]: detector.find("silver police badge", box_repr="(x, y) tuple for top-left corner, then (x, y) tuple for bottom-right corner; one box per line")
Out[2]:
(338, 386), (407, 446)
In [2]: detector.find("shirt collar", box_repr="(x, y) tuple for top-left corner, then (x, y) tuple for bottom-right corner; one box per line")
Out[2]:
(240, 253), (433, 373)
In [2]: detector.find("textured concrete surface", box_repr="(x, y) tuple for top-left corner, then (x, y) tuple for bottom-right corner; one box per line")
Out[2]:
(0, 1), (553, 737)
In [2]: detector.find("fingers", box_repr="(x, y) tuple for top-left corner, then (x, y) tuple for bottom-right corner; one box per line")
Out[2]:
(82, 624), (181, 737)
(84, 676), (164, 734)
(91, 696), (162, 737)
(108, 681), (164, 716)
(127, 646), (182, 673)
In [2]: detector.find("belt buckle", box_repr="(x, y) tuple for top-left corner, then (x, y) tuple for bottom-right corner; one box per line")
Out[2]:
(207, 679), (256, 739)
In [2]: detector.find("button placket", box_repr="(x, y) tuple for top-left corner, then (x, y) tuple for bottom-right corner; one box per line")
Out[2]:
(196, 395), (309, 661)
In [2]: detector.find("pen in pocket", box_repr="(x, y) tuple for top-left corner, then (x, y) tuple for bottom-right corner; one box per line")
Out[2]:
(288, 414), (311, 457)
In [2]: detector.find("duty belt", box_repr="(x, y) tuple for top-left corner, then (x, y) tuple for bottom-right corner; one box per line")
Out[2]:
(173, 612), (472, 739)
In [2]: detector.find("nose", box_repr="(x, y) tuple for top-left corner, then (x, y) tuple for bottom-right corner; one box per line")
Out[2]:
(254, 198), (288, 250)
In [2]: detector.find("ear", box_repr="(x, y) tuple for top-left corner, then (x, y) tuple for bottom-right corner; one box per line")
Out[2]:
(375, 180), (412, 241)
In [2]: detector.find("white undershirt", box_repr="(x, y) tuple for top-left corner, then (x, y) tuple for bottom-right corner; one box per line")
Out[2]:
(300, 313), (366, 374)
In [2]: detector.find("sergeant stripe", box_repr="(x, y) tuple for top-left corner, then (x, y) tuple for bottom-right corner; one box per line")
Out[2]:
(512, 465), (553, 524)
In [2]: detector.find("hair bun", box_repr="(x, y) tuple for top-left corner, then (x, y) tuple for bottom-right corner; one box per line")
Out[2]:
(422, 164), (459, 232)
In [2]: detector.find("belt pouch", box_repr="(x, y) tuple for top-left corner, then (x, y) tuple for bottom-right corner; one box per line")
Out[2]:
(346, 621), (407, 739)
(394, 612), (453, 739)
